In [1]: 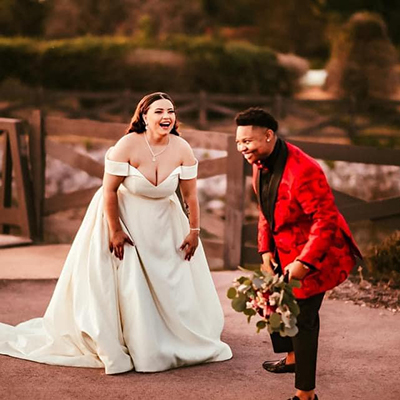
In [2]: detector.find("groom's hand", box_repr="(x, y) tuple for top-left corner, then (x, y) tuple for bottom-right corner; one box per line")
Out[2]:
(284, 260), (309, 281)
(261, 252), (278, 275)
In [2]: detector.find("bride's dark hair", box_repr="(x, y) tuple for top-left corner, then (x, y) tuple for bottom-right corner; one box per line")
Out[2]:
(126, 92), (180, 136)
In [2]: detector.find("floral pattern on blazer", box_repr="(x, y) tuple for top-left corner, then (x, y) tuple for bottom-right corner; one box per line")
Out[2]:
(253, 142), (362, 299)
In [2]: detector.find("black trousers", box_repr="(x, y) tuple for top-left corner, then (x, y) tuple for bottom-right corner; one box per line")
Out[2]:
(270, 292), (325, 391)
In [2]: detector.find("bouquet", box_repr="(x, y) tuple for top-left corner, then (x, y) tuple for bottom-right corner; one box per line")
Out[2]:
(227, 267), (301, 337)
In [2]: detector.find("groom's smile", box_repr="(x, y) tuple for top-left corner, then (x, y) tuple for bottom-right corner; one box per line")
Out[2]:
(235, 125), (276, 164)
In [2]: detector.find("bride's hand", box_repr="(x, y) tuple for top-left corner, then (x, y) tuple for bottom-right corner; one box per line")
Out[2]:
(109, 230), (134, 260)
(180, 231), (199, 261)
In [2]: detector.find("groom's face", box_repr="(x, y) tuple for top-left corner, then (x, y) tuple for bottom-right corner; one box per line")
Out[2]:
(236, 125), (275, 164)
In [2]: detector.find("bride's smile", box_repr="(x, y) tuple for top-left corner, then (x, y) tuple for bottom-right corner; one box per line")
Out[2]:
(144, 99), (176, 139)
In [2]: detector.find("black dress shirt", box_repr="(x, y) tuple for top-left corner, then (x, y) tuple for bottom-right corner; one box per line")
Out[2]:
(259, 138), (282, 225)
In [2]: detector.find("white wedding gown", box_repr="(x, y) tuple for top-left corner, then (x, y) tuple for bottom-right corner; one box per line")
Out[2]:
(0, 151), (232, 374)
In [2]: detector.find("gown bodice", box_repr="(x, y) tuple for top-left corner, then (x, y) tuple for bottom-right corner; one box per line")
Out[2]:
(105, 149), (198, 199)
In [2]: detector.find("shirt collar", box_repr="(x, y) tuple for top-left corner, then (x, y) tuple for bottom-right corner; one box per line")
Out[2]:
(257, 138), (281, 170)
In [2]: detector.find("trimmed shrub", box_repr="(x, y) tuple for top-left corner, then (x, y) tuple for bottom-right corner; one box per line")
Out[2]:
(123, 48), (188, 92)
(40, 37), (132, 90)
(1, 36), (297, 95)
(166, 36), (291, 94)
(0, 38), (40, 85)
(0, 36), (133, 89)
(277, 53), (309, 92)
(325, 12), (399, 100)
(366, 231), (400, 286)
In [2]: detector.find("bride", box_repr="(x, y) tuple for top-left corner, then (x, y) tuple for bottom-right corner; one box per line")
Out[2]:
(0, 92), (232, 374)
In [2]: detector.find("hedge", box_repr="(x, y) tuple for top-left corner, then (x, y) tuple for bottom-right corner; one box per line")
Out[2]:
(366, 231), (400, 286)
(0, 36), (295, 95)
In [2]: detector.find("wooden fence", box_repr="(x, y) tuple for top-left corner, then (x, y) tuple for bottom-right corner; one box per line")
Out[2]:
(0, 112), (242, 267)
(0, 119), (35, 242)
(2, 88), (400, 142)
(1, 89), (267, 126)
(1, 111), (400, 268)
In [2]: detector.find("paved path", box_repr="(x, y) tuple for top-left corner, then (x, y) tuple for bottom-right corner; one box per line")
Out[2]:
(1, 245), (400, 400)
(0, 244), (70, 279)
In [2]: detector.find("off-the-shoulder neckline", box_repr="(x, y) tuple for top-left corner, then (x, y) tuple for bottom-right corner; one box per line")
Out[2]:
(105, 147), (197, 187)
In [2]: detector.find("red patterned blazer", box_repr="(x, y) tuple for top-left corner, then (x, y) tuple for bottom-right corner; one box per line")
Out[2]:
(253, 140), (361, 299)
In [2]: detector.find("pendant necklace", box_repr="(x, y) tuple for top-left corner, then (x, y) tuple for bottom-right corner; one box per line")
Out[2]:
(143, 132), (170, 162)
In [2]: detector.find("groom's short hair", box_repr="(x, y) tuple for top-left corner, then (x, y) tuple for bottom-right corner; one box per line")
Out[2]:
(235, 107), (278, 132)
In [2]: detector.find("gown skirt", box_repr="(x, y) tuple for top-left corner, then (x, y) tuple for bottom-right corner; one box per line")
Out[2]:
(0, 153), (232, 374)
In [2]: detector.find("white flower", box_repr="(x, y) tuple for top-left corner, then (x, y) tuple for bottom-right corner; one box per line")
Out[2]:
(238, 284), (249, 292)
(269, 292), (281, 306)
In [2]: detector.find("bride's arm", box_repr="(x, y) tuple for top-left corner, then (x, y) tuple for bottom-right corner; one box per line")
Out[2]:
(180, 178), (200, 231)
(103, 141), (134, 260)
(178, 140), (200, 261)
(179, 178), (200, 261)
(103, 173), (124, 235)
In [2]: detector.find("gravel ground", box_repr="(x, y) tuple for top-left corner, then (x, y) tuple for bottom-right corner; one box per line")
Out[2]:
(327, 276), (400, 313)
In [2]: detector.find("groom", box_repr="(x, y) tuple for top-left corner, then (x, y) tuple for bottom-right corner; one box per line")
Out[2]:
(235, 108), (361, 400)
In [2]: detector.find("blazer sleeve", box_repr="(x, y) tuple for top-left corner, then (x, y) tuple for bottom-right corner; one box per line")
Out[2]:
(294, 163), (338, 270)
(258, 209), (274, 254)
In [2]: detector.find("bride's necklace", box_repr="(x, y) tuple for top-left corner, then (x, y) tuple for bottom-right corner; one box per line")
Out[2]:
(143, 132), (170, 162)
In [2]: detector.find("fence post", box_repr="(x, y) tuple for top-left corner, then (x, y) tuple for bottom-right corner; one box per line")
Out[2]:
(348, 97), (358, 142)
(123, 89), (132, 122)
(223, 135), (246, 270)
(273, 94), (284, 119)
(29, 110), (45, 240)
(0, 119), (36, 239)
(0, 128), (12, 234)
(198, 90), (208, 129)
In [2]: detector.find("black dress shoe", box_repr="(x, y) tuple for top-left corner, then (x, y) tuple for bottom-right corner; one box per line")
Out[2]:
(262, 357), (295, 373)
(287, 395), (318, 400)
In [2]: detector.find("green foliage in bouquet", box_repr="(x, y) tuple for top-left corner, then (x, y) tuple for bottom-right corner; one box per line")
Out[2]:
(227, 267), (301, 337)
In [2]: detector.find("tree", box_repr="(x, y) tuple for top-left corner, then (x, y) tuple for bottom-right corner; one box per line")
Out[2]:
(253, 0), (327, 57)
(45, 0), (127, 37)
(119, 0), (206, 37)
(0, 0), (49, 37)
(201, 0), (257, 27)
(317, 0), (400, 45)
(45, 0), (206, 38)
(201, 0), (328, 58)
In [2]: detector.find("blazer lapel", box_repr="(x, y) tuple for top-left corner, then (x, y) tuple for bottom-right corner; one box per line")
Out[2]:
(256, 168), (262, 207)
(266, 139), (288, 232)
(257, 167), (270, 222)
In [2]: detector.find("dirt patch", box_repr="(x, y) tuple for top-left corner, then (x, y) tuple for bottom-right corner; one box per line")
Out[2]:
(327, 276), (400, 312)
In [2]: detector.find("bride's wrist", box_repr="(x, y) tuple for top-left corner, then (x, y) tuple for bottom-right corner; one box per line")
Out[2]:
(190, 228), (200, 235)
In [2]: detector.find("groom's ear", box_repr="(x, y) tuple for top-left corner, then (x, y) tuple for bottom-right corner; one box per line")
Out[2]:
(265, 129), (274, 142)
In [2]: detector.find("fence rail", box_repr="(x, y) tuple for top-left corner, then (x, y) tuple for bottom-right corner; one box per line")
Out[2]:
(1, 111), (400, 267)
(3, 89), (400, 141)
